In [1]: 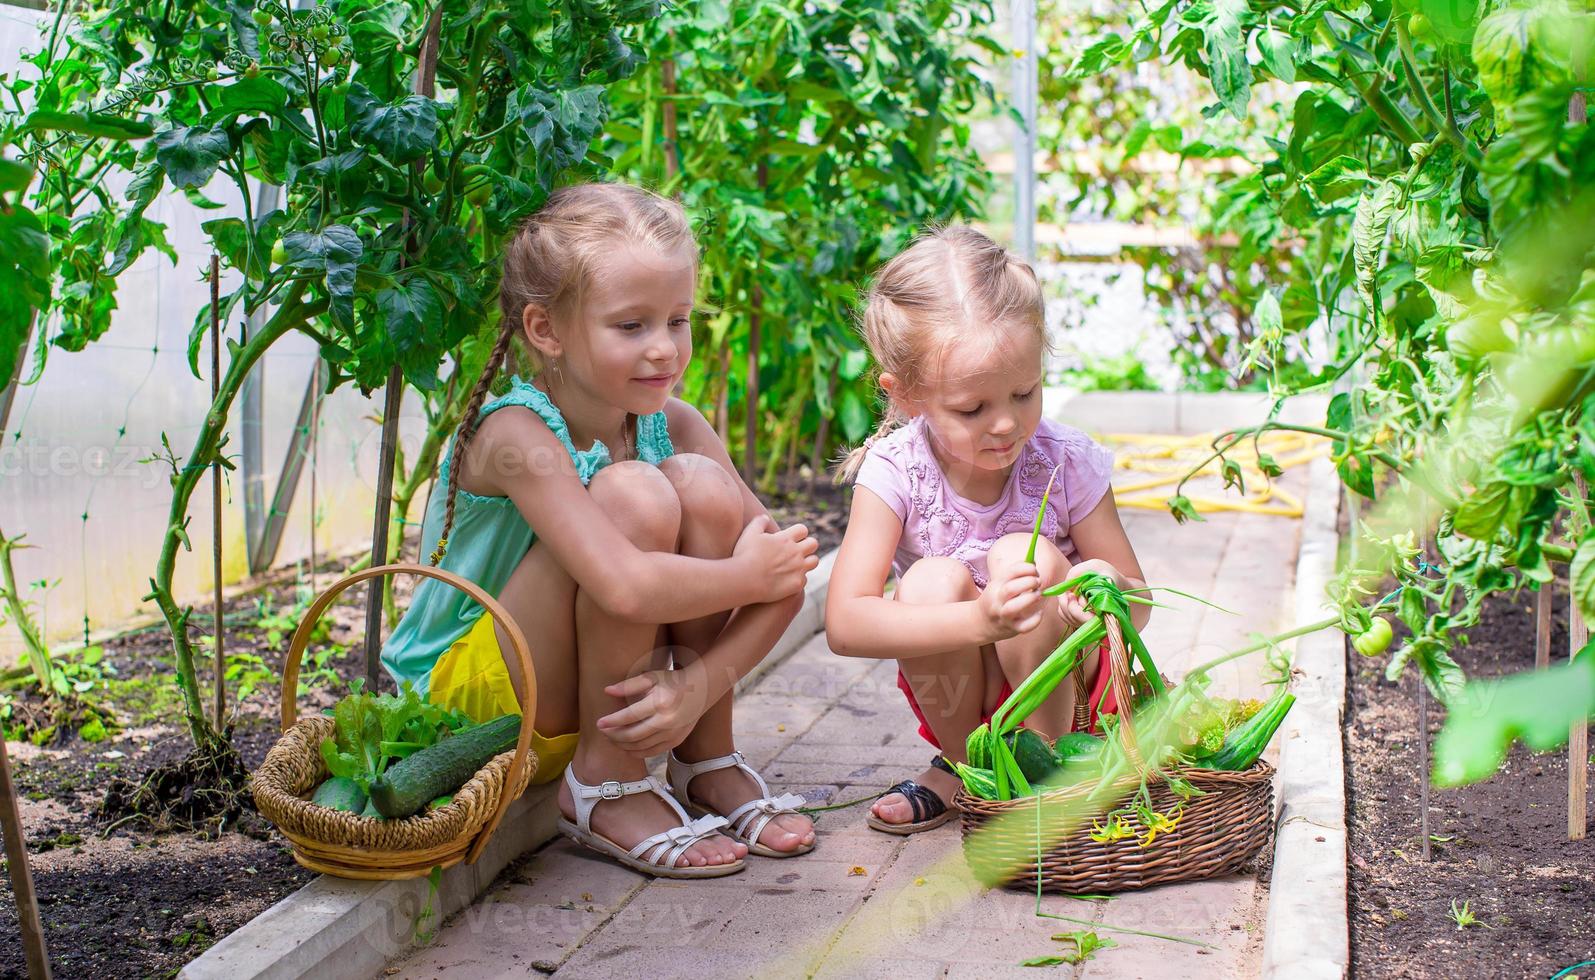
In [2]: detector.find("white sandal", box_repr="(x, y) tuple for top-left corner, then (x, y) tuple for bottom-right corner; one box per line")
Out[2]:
(556, 765), (745, 879)
(667, 750), (816, 858)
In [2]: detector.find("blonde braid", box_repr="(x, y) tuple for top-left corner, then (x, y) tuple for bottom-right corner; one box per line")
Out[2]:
(428, 322), (517, 566)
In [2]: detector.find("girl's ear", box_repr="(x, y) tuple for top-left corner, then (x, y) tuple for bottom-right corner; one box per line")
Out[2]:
(520, 303), (561, 361)
(879, 372), (921, 419)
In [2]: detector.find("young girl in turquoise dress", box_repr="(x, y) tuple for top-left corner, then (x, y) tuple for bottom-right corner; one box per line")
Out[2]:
(380, 183), (819, 878)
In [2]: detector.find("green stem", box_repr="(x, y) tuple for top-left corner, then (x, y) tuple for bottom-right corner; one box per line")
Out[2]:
(1187, 614), (1343, 678)
(1394, 19), (1484, 169)
(147, 281), (323, 752)
(0, 527), (53, 695)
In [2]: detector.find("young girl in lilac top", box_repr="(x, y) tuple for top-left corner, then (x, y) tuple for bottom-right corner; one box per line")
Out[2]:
(824, 226), (1151, 835)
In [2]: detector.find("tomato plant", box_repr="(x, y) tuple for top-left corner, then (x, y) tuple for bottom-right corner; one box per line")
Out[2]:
(1066, 0), (1595, 778)
(5, 0), (650, 761)
(606, 0), (998, 487)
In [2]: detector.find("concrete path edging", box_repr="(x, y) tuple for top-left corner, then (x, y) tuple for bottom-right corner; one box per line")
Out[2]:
(1260, 455), (1350, 979)
(179, 546), (839, 980)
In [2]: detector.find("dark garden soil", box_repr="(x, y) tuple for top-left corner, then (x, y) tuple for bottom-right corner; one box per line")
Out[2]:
(1346, 572), (1595, 980)
(0, 480), (851, 980)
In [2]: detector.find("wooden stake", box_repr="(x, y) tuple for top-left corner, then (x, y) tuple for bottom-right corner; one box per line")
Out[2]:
(308, 360), (320, 593)
(1418, 679), (1431, 860)
(661, 57), (679, 182)
(1536, 584), (1552, 671)
(366, 6), (444, 691)
(0, 735), (53, 979)
(743, 157), (768, 484)
(1573, 474), (1589, 840)
(210, 254), (226, 733)
(1418, 527), (1437, 860)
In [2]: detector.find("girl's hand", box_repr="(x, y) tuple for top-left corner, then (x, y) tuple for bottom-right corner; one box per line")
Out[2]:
(734, 515), (820, 603)
(1056, 559), (1122, 629)
(977, 560), (1045, 642)
(597, 662), (711, 758)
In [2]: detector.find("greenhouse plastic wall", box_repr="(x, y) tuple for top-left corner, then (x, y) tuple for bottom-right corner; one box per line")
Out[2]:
(1, 4), (433, 661)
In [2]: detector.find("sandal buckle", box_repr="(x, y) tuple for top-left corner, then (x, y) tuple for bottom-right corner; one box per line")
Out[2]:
(599, 780), (625, 800)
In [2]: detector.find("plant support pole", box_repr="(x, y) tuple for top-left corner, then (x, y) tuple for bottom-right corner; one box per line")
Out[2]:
(1010, 0), (1037, 262)
(1573, 474), (1590, 841)
(210, 255), (226, 732)
(1536, 586), (1551, 670)
(364, 4), (444, 691)
(0, 734), (52, 979)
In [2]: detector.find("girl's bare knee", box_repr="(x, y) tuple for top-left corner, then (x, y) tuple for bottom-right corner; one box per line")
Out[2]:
(587, 460), (681, 551)
(659, 453), (741, 546)
(895, 557), (977, 604)
(987, 531), (1070, 585)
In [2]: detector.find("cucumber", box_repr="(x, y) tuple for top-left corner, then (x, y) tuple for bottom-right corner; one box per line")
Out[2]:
(1006, 728), (1058, 783)
(310, 775), (367, 814)
(953, 762), (999, 801)
(368, 713), (521, 818)
(966, 722), (992, 770)
(1052, 732), (1103, 764)
(1192, 688), (1295, 771)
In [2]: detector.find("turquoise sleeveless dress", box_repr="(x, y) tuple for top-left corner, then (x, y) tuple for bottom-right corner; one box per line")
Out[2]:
(379, 375), (675, 698)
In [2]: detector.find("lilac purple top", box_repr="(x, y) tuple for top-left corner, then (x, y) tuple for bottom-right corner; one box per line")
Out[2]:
(853, 415), (1117, 589)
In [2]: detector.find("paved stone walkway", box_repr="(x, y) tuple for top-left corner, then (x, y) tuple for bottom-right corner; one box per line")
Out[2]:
(382, 454), (1314, 979)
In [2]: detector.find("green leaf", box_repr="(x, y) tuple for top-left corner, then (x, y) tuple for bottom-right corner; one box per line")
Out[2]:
(1302, 155), (1371, 209)
(283, 225), (363, 329)
(1452, 482), (1512, 540)
(154, 124), (232, 189)
(1203, 0), (1254, 120)
(218, 75), (289, 115)
(1418, 0), (1480, 46)
(839, 348), (869, 381)
(347, 84), (439, 164)
(1257, 28), (1296, 83)
(1167, 494), (1205, 524)
(1471, 3), (1588, 105)
(375, 280), (445, 389)
(1570, 532), (1595, 622)
(1254, 289), (1282, 339)
(838, 388), (870, 443)
(1432, 648), (1595, 787)
(0, 158), (34, 195)
(1352, 181), (1399, 306)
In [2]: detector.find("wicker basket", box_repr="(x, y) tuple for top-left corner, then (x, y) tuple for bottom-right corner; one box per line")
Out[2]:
(954, 616), (1276, 893)
(250, 563), (540, 880)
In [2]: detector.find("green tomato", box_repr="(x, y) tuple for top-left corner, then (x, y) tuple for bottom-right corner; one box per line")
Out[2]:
(1408, 13), (1432, 39)
(311, 23), (330, 41)
(245, 61), (260, 79)
(270, 238), (289, 265)
(1526, 324), (1595, 366)
(251, 7), (273, 27)
(206, 66), (220, 81)
(422, 168), (445, 195)
(1446, 315), (1513, 359)
(1353, 617), (1394, 657)
(323, 47), (343, 67)
(466, 179), (492, 206)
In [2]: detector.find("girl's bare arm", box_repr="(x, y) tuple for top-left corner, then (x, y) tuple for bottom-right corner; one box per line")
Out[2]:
(460, 407), (795, 623)
(1064, 492), (1151, 633)
(825, 488), (1012, 659)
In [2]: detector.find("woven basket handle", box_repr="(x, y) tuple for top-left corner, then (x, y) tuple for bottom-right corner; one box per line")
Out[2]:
(1100, 615), (1146, 774)
(280, 561), (538, 864)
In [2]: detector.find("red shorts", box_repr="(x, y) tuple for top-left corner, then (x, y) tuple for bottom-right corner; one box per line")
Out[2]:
(895, 637), (1118, 750)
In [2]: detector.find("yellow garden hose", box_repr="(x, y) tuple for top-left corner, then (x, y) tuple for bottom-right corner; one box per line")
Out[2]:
(1096, 429), (1330, 518)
